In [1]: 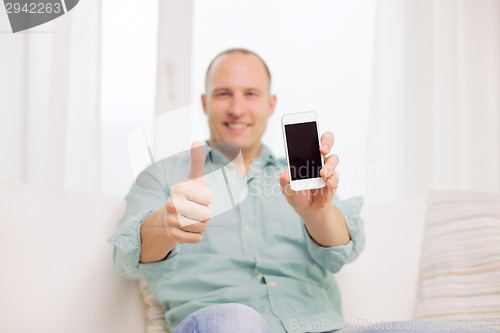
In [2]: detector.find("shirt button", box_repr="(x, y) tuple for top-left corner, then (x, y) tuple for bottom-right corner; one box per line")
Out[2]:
(243, 225), (250, 232)
(256, 273), (263, 281)
(268, 281), (278, 287)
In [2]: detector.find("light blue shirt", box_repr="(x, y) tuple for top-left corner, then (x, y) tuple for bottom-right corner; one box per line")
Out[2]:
(109, 144), (365, 333)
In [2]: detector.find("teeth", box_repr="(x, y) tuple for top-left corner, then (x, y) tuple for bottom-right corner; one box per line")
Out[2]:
(227, 123), (247, 129)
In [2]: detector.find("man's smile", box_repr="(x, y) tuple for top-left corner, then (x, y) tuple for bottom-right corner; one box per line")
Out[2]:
(224, 122), (251, 132)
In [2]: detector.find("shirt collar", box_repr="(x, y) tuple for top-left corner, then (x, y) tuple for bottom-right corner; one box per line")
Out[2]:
(252, 144), (277, 167)
(203, 141), (278, 174)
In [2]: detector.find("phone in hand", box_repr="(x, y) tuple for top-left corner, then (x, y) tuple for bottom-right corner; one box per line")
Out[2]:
(281, 111), (326, 191)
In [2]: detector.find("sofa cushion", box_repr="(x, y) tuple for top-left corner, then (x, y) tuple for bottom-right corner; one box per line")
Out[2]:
(139, 279), (170, 333)
(0, 180), (145, 333)
(414, 191), (500, 329)
(336, 199), (426, 322)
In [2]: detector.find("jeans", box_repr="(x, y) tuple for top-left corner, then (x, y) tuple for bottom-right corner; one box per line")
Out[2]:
(174, 303), (500, 333)
(174, 303), (272, 333)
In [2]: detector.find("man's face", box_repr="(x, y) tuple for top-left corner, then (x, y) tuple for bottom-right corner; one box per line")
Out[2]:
(202, 52), (276, 154)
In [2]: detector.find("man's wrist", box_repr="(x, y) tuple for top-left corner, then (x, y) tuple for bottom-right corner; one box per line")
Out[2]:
(140, 209), (177, 263)
(299, 202), (335, 227)
(302, 203), (350, 247)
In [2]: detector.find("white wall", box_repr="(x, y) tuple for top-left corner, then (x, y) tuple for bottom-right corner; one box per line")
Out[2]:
(100, 0), (159, 196)
(0, 9), (26, 182)
(191, 0), (378, 198)
(100, 0), (377, 197)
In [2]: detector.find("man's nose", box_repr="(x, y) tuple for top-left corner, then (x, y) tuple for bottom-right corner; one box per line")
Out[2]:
(227, 94), (245, 117)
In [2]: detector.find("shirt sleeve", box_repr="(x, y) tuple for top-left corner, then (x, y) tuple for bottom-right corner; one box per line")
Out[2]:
(108, 162), (180, 280)
(303, 195), (365, 273)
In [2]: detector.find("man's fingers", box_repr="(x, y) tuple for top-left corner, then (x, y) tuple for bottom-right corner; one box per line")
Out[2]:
(325, 170), (340, 189)
(320, 154), (339, 178)
(320, 131), (334, 154)
(167, 179), (213, 228)
(279, 170), (290, 187)
(176, 213), (201, 228)
(180, 220), (209, 233)
(189, 141), (206, 183)
(184, 182), (214, 205)
(168, 227), (203, 244)
(172, 197), (212, 221)
(279, 170), (295, 196)
(172, 212), (208, 231)
(165, 209), (206, 230)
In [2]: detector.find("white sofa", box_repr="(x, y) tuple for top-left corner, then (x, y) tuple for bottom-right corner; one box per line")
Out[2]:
(336, 200), (425, 324)
(0, 180), (426, 333)
(0, 180), (144, 333)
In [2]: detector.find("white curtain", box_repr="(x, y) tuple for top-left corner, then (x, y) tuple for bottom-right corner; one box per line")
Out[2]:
(0, 1), (102, 194)
(366, 0), (500, 202)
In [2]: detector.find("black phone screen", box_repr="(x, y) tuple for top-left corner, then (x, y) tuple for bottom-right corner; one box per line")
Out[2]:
(284, 121), (322, 181)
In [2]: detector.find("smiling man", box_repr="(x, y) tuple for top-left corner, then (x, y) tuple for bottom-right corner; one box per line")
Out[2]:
(201, 50), (351, 248)
(202, 49), (276, 171)
(110, 49), (365, 333)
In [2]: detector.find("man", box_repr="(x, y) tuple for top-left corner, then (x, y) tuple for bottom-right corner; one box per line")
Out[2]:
(110, 48), (365, 333)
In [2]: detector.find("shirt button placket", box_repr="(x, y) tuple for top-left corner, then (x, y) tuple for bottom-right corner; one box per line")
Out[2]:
(239, 181), (257, 257)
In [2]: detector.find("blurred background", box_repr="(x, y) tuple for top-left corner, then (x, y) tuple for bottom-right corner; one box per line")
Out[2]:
(1, 1), (500, 330)
(1, 0), (499, 201)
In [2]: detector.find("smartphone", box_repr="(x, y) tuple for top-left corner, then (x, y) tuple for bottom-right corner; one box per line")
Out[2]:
(281, 111), (325, 191)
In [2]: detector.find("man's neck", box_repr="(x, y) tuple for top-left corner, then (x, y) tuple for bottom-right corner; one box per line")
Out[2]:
(241, 143), (262, 172)
(207, 141), (262, 174)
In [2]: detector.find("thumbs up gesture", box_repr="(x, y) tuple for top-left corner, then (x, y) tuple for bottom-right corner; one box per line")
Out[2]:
(164, 141), (214, 244)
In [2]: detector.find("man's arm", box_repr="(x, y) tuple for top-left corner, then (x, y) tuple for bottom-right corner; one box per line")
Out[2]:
(109, 141), (213, 279)
(300, 195), (365, 273)
(296, 202), (350, 247)
(280, 131), (347, 245)
(278, 129), (365, 272)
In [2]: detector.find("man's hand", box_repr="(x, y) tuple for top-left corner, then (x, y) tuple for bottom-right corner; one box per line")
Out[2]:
(139, 141), (213, 263)
(164, 141), (214, 244)
(279, 131), (349, 247)
(279, 131), (339, 214)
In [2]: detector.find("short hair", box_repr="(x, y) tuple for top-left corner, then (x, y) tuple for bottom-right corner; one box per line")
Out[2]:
(204, 48), (272, 91)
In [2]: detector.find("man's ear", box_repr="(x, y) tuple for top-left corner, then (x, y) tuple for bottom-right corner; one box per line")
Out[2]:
(269, 94), (277, 116)
(201, 94), (207, 114)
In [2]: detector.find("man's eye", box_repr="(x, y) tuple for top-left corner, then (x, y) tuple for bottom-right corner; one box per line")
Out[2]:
(217, 92), (228, 96)
(246, 92), (256, 97)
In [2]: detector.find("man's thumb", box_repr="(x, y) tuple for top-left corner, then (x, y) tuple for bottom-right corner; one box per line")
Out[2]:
(189, 141), (205, 182)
